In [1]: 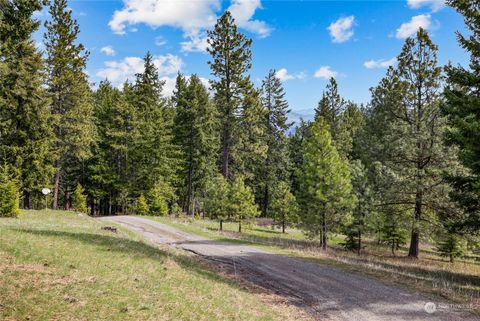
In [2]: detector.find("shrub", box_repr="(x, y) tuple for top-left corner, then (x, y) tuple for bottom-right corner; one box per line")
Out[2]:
(0, 180), (19, 218)
(136, 194), (150, 215)
(72, 184), (87, 213)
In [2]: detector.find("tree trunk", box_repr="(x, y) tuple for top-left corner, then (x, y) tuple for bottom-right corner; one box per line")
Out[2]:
(23, 191), (30, 210)
(53, 167), (61, 210)
(221, 128), (230, 179)
(220, 220), (223, 231)
(282, 220), (285, 233)
(263, 185), (269, 217)
(408, 190), (422, 258)
(238, 221), (242, 233)
(321, 212), (327, 250)
(358, 231), (362, 256)
(186, 165), (193, 215)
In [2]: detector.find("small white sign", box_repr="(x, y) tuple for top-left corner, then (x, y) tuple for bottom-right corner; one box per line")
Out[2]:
(42, 188), (51, 195)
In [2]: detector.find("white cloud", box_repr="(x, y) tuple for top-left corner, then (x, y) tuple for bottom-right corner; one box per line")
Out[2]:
(228, 0), (272, 38)
(155, 36), (167, 47)
(96, 54), (183, 95)
(100, 46), (116, 56)
(364, 57), (397, 69)
(109, 0), (271, 52)
(275, 68), (305, 82)
(109, 0), (220, 35)
(314, 66), (338, 80)
(396, 14), (431, 39)
(328, 16), (355, 43)
(181, 30), (210, 53)
(407, 0), (445, 12)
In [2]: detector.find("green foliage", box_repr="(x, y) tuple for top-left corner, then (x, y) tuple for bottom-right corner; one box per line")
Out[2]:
(381, 220), (408, 256)
(229, 175), (260, 232)
(173, 74), (219, 215)
(0, 0), (55, 208)
(208, 11), (252, 179)
(71, 184), (87, 213)
(0, 165), (19, 218)
(148, 184), (169, 216)
(136, 194), (150, 215)
(296, 118), (354, 248)
(204, 175), (230, 226)
(442, 0), (480, 233)
(269, 182), (299, 232)
(44, 0), (95, 209)
(437, 234), (467, 262)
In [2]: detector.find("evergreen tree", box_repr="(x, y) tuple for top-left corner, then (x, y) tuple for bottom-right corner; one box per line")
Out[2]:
(259, 70), (292, 216)
(44, 0), (95, 210)
(71, 183), (87, 213)
(437, 233), (467, 263)
(443, 0), (480, 233)
(0, 164), (19, 218)
(297, 118), (354, 249)
(130, 52), (179, 198)
(344, 160), (375, 254)
(136, 194), (149, 215)
(229, 175), (259, 233)
(204, 174), (230, 230)
(207, 11), (252, 179)
(0, 0), (54, 208)
(269, 181), (299, 233)
(367, 29), (456, 258)
(173, 74), (219, 215)
(87, 81), (133, 215)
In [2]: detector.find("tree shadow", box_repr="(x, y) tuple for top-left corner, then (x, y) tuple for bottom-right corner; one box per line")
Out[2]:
(11, 228), (253, 290)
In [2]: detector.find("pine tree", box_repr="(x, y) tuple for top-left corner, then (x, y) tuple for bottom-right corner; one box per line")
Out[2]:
(130, 52), (179, 199)
(87, 81), (133, 215)
(259, 70), (292, 217)
(229, 175), (259, 233)
(207, 11), (252, 179)
(44, 0), (95, 210)
(367, 29), (456, 258)
(0, 0), (55, 208)
(71, 183), (87, 213)
(443, 0), (480, 233)
(344, 160), (375, 254)
(437, 233), (467, 263)
(173, 74), (219, 215)
(204, 174), (230, 230)
(314, 78), (344, 130)
(269, 181), (299, 233)
(0, 164), (20, 218)
(297, 118), (354, 249)
(136, 194), (149, 215)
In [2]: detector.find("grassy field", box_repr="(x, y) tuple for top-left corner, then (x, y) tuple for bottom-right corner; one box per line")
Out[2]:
(0, 210), (308, 321)
(148, 215), (480, 312)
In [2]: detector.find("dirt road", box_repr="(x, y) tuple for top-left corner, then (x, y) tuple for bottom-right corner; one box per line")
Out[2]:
(100, 215), (477, 321)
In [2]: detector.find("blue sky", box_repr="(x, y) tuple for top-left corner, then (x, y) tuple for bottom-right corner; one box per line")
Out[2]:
(35, 0), (469, 121)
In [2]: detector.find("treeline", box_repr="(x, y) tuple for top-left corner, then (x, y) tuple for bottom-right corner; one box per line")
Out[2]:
(0, 0), (479, 260)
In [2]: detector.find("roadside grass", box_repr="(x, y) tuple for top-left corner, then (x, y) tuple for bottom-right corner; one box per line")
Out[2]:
(0, 210), (309, 321)
(147, 215), (480, 313)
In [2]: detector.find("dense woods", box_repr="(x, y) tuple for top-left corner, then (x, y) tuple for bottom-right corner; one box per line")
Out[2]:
(1, 0), (479, 260)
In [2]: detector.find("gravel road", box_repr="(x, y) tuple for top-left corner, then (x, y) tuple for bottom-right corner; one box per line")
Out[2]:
(100, 215), (478, 321)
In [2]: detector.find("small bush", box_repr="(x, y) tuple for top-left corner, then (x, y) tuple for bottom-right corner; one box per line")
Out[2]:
(0, 180), (19, 218)
(136, 194), (150, 215)
(72, 184), (87, 213)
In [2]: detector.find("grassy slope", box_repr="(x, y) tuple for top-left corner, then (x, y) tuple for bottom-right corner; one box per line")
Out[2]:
(0, 211), (307, 321)
(148, 216), (480, 312)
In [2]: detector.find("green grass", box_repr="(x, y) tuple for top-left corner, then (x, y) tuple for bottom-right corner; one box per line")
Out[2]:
(147, 215), (480, 312)
(0, 210), (307, 321)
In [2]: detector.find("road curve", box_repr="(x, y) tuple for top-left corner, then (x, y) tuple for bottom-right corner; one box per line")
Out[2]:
(100, 215), (478, 321)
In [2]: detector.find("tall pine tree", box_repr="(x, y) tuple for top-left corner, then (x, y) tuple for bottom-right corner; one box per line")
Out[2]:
(0, 0), (54, 208)
(44, 0), (95, 209)
(207, 11), (252, 179)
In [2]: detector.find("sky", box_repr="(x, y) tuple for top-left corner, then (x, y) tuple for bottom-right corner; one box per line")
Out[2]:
(34, 0), (470, 122)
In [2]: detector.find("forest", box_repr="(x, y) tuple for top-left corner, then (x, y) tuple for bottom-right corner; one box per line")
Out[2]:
(0, 0), (479, 262)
